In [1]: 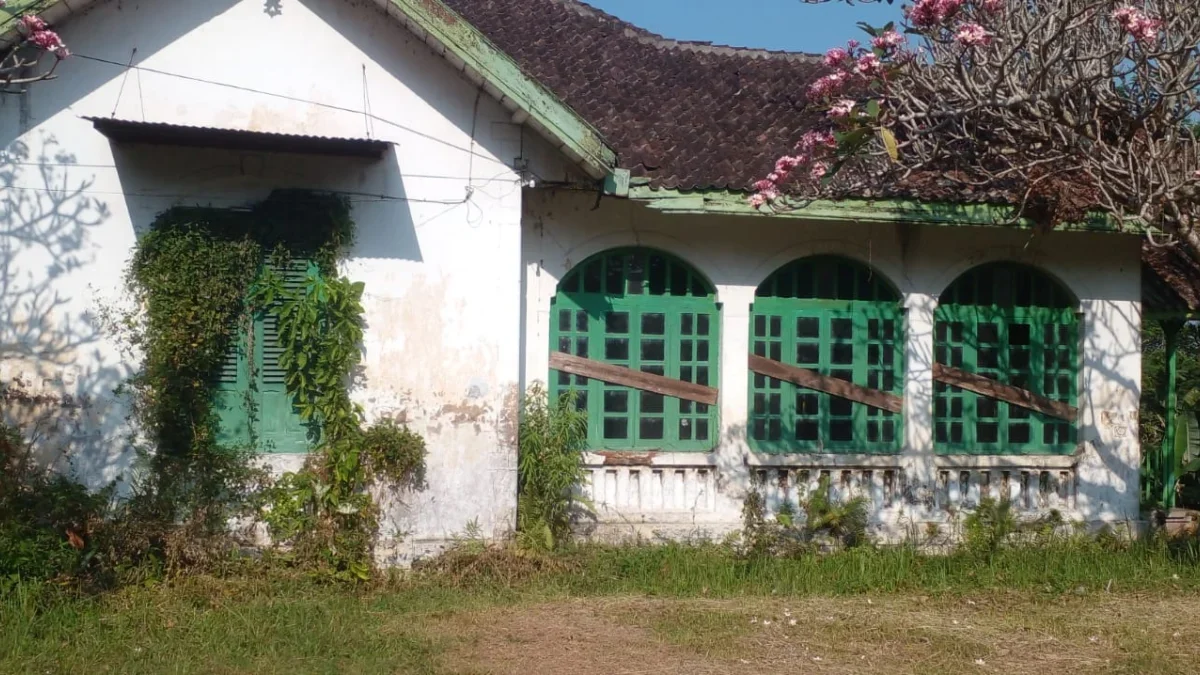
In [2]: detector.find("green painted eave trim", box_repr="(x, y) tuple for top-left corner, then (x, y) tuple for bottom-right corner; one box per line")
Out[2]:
(626, 186), (1145, 234)
(386, 0), (616, 178)
(7, 0), (618, 179)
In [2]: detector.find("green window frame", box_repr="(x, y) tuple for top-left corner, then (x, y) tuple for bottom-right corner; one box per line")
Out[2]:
(550, 248), (720, 451)
(934, 262), (1079, 455)
(749, 256), (904, 454)
(212, 259), (316, 454)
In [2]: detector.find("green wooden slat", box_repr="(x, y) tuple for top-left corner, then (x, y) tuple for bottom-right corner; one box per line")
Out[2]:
(211, 258), (316, 454)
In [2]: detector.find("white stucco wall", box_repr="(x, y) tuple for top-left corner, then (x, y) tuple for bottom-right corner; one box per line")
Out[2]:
(523, 190), (1145, 540)
(0, 0), (581, 563)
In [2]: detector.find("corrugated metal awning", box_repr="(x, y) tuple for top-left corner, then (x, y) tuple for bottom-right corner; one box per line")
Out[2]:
(83, 117), (391, 158)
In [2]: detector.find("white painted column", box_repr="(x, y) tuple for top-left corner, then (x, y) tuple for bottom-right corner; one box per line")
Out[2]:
(716, 285), (757, 468)
(903, 292), (937, 509)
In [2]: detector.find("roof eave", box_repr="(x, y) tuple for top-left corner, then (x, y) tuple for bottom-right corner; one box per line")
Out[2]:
(380, 0), (616, 180)
(624, 185), (1144, 234)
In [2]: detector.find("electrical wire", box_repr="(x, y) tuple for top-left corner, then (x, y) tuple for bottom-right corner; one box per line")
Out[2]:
(74, 53), (511, 167)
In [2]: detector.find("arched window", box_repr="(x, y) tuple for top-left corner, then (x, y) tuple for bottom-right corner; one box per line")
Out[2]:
(748, 256), (903, 454)
(550, 248), (719, 451)
(934, 262), (1078, 454)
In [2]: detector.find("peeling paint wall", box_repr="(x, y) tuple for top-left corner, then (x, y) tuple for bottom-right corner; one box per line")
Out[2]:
(0, 0), (588, 562)
(523, 190), (1145, 541)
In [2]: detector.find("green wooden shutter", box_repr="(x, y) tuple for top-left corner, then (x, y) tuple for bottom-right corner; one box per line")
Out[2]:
(212, 330), (252, 447)
(254, 259), (315, 454)
(934, 263), (1078, 455)
(211, 259), (315, 454)
(550, 248), (720, 451)
(748, 256), (903, 454)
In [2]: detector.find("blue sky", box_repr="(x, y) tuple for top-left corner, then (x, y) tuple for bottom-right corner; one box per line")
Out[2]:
(583, 0), (904, 53)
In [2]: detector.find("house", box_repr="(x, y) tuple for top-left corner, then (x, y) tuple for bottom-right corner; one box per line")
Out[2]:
(1, 0), (1196, 562)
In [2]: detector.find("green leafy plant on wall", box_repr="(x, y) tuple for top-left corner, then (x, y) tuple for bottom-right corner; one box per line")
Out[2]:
(123, 191), (425, 581)
(254, 264), (427, 580)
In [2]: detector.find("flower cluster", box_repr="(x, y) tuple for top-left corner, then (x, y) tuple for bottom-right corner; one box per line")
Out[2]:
(1111, 6), (1161, 44)
(872, 30), (905, 51)
(955, 22), (992, 47)
(749, 131), (838, 207)
(808, 33), (900, 102)
(18, 14), (69, 59)
(908, 0), (965, 29)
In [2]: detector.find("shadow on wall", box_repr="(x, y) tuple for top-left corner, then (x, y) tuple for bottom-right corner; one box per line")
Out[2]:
(0, 0), (248, 489)
(105, 142), (423, 265)
(0, 133), (128, 488)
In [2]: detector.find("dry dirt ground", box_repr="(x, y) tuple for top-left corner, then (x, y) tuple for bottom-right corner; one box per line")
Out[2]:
(429, 593), (1200, 675)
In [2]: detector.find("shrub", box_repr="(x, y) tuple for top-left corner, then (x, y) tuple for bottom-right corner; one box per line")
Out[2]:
(0, 423), (111, 581)
(362, 418), (427, 490)
(739, 475), (868, 557)
(516, 384), (590, 552)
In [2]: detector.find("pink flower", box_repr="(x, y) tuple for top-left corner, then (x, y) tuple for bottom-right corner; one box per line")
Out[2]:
(872, 30), (905, 51)
(907, 0), (964, 29)
(955, 23), (992, 47)
(855, 53), (883, 77)
(797, 130), (837, 154)
(30, 29), (67, 57)
(749, 193), (769, 208)
(1112, 6), (1161, 44)
(19, 14), (47, 33)
(807, 71), (848, 99)
(823, 47), (852, 69)
(775, 155), (803, 173)
(828, 99), (857, 119)
(980, 0), (1005, 12)
(810, 162), (829, 180)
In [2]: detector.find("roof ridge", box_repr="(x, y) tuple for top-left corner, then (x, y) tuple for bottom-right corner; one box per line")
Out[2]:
(558, 0), (822, 61)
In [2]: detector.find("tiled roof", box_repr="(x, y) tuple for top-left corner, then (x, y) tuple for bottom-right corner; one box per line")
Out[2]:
(442, 0), (825, 191)
(1143, 242), (1200, 315)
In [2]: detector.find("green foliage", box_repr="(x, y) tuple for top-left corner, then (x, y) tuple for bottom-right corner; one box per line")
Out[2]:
(252, 250), (426, 580)
(739, 476), (869, 557)
(119, 190), (425, 582)
(362, 419), (428, 490)
(962, 497), (1018, 557)
(961, 497), (1066, 559)
(1140, 321), (1200, 508)
(0, 424), (112, 581)
(516, 384), (591, 551)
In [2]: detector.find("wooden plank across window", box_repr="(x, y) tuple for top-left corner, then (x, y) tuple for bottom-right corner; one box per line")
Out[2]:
(550, 352), (719, 406)
(748, 354), (904, 414)
(933, 363), (1078, 422)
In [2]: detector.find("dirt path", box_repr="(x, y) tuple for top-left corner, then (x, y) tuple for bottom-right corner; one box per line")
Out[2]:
(431, 593), (1200, 674)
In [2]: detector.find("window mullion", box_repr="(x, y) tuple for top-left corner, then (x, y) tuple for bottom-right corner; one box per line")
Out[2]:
(783, 308), (799, 451)
(851, 308), (869, 451)
(997, 316), (1011, 449)
(962, 307), (980, 453)
(818, 309), (832, 452)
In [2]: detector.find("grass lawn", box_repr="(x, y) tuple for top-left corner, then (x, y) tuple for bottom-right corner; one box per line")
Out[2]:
(3, 544), (1200, 674)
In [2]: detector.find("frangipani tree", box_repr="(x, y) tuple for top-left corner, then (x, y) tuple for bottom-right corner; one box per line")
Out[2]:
(755, 0), (1200, 263)
(0, 13), (70, 93)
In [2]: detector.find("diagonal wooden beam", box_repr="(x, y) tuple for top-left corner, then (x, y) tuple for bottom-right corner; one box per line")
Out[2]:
(549, 352), (718, 406)
(747, 354), (903, 414)
(933, 363), (1078, 422)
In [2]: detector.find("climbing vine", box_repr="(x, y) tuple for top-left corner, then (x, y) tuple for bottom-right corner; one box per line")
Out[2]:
(125, 190), (425, 580)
